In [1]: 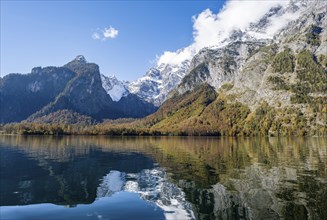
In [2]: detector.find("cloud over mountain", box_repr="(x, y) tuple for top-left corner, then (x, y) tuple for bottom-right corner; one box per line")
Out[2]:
(157, 0), (296, 66)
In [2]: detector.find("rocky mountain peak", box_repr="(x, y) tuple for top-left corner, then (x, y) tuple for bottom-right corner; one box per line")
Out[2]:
(64, 55), (99, 76)
(74, 55), (87, 63)
(31, 67), (43, 74)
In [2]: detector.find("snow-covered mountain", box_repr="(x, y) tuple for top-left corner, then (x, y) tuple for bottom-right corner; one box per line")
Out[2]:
(101, 57), (191, 106)
(100, 74), (129, 101)
(129, 59), (191, 106)
(127, 0), (321, 106)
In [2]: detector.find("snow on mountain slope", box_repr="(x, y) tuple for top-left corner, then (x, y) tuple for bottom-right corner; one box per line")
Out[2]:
(129, 60), (191, 106)
(101, 74), (129, 101)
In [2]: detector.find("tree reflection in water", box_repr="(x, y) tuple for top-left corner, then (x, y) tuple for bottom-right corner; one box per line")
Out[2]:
(0, 136), (326, 219)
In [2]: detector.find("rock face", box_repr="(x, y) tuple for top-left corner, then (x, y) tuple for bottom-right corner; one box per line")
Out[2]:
(226, 0), (327, 110)
(0, 67), (76, 123)
(176, 41), (265, 95)
(0, 56), (157, 123)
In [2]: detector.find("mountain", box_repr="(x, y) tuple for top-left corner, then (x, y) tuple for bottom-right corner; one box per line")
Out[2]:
(131, 0), (327, 136)
(176, 0), (326, 94)
(0, 66), (76, 123)
(129, 58), (191, 106)
(175, 41), (266, 95)
(100, 74), (158, 118)
(129, 0), (326, 107)
(0, 56), (157, 124)
(139, 84), (218, 135)
(174, 0), (327, 100)
(1, 0), (326, 137)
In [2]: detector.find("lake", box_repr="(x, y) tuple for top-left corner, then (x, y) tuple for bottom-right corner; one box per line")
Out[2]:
(0, 136), (326, 220)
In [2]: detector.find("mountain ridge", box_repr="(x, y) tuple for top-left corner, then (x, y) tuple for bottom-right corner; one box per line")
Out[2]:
(0, 56), (157, 123)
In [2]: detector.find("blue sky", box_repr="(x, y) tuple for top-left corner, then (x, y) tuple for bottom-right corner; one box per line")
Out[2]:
(1, 0), (226, 81)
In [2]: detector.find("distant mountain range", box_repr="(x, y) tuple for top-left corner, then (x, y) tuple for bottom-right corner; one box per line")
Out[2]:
(0, 55), (157, 124)
(1, 0), (326, 136)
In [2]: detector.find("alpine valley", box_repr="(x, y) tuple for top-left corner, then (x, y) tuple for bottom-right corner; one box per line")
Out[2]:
(1, 0), (326, 136)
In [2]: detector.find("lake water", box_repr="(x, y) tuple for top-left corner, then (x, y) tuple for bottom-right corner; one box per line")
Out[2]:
(0, 136), (326, 220)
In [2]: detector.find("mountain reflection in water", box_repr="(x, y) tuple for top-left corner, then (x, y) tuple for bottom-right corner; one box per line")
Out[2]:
(0, 136), (326, 220)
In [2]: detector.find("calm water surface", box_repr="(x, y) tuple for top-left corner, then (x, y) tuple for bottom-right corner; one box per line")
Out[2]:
(0, 136), (326, 220)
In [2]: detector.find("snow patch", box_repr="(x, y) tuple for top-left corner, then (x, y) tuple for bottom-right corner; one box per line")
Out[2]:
(100, 74), (129, 101)
(108, 84), (128, 101)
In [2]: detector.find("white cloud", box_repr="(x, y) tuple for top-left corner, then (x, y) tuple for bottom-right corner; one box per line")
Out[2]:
(265, 9), (301, 37)
(156, 0), (294, 66)
(92, 32), (101, 40)
(92, 26), (119, 41)
(103, 26), (119, 39)
(191, 1), (285, 51)
(157, 47), (194, 66)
